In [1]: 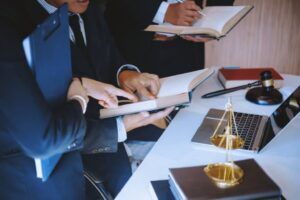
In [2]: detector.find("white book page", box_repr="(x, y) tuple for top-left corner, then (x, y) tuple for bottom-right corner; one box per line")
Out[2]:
(22, 37), (33, 67)
(34, 158), (42, 178)
(193, 6), (245, 33)
(158, 69), (208, 97)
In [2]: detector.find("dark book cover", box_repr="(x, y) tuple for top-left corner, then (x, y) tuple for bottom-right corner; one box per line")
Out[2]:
(150, 180), (176, 200)
(169, 159), (281, 200)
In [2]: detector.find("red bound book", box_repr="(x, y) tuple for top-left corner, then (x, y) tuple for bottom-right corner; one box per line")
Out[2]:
(218, 67), (284, 89)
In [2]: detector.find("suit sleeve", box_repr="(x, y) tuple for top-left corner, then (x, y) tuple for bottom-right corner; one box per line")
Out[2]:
(206, 0), (235, 6)
(81, 118), (118, 154)
(106, 0), (163, 29)
(0, 19), (86, 159)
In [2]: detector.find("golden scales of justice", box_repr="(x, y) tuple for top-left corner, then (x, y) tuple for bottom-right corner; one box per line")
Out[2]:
(204, 98), (245, 188)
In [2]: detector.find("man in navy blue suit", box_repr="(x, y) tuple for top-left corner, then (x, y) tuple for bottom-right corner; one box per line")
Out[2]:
(0, 23), (87, 199)
(0, 0), (172, 199)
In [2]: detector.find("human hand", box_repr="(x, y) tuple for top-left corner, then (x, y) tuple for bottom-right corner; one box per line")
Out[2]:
(164, 0), (201, 26)
(82, 77), (137, 108)
(153, 33), (177, 41)
(180, 34), (213, 43)
(118, 70), (160, 100)
(123, 107), (174, 132)
(67, 78), (89, 113)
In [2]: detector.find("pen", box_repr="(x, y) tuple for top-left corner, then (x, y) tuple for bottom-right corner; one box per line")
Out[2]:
(202, 81), (261, 98)
(175, 0), (206, 16)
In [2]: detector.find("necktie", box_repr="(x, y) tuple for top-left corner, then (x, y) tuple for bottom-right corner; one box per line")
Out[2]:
(69, 14), (85, 49)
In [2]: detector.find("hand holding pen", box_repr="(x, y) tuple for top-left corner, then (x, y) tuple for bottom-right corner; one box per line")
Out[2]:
(164, 0), (205, 26)
(175, 0), (206, 16)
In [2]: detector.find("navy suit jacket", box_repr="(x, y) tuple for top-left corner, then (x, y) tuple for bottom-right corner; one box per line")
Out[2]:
(0, 1), (120, 199)
(105, 0), (234, 77)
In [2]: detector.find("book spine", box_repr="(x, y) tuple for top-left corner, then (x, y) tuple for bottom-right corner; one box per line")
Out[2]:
(168, 179), (183, 200)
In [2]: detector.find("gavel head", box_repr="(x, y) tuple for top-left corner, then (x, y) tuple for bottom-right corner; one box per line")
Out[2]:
(246, 70), (283, 105)
(260, 71), (274, 91)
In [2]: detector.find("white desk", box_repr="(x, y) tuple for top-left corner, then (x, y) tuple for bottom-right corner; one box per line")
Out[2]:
(116, 71), (300, 200)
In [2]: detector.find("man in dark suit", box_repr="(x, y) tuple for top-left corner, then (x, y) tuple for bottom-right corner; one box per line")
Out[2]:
(105, 0), (234, 78)
(0, 0), (172, 198)
(0, 3), (96, 198)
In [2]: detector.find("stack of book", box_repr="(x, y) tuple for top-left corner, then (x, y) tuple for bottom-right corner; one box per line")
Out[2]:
(150, 159), (282, 200)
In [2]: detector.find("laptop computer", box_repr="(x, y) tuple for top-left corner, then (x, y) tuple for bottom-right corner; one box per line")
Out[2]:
(192, 85), (300, 152)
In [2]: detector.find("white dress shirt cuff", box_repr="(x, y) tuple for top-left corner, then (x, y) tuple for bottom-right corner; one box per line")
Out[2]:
(116, 64), (140, 86)
(69, 95), (88, 114)
(153, 2), (169, 24)
(116, 117), (127, 142)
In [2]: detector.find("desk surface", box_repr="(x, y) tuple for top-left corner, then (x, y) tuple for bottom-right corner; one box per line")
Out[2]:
(116, 71), (300, 200)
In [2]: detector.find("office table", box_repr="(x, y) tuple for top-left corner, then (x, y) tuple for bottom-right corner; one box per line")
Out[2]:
(116, 70), (300, 200)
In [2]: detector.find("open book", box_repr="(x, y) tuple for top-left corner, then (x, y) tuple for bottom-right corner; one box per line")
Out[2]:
(145, 5), (253, 39)
(99, 69), (214, 119)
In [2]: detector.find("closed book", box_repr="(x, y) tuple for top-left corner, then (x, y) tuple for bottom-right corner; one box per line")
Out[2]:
(218, 67), (284, 88)
(145, 6), (253, 39)
(22, 4), (70, 182)
(99, 68), (214, 119)
(149, 180), (176, 200)
(169, 159), (281, 200)
(34, 154), (61, 182)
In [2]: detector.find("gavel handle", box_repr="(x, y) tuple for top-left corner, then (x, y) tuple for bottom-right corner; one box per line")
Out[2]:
(202, 81), (261, 98)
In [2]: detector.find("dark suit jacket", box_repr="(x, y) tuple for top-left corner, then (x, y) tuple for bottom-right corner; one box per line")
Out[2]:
(71, 0), (126, 154)
(0, 1), (120, 199)
(105, 0), (234, 77)
(3, 0), (119, 154)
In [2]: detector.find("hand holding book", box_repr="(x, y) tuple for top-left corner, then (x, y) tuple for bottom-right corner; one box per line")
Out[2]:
(123, 106), (174, 132)
(119, 70), (161, 100)
(100, 69), (214, 119)
(146, 5), (253, 39)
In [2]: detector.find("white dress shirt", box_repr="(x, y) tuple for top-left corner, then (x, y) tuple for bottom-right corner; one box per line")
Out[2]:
(153, 0), (179, 24)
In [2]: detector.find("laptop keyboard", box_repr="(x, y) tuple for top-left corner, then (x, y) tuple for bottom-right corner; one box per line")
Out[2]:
(231, 112), (263, 150)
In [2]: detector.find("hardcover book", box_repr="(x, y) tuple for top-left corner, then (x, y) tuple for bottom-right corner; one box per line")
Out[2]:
(145, 6), (253, 39)
(218, 67), (284, 88)
(168, 159), (281, 200)
(99, 68), (214, 119)
(149, 180), (176, 200)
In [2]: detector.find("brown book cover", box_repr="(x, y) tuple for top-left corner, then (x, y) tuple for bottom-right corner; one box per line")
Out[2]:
(218, 67), (284, 89)
(169, 159), (281, 200)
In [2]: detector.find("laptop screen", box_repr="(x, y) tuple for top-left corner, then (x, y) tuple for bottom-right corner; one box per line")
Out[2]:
(254, 85), (300, 151)
(269, 85), (300, 135)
